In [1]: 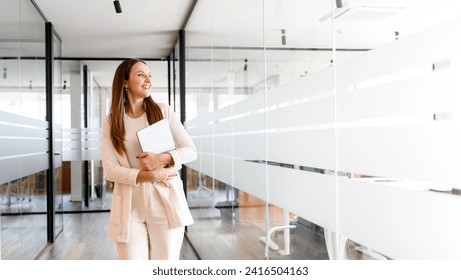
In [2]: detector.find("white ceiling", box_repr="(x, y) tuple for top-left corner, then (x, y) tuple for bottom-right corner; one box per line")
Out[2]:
(2, 0), (461, 89)
(31, 0), (196, 88)
(34, 0), (195, 58)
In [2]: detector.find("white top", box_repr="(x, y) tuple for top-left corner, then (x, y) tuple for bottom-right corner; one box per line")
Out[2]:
(123, 112), (148, 170)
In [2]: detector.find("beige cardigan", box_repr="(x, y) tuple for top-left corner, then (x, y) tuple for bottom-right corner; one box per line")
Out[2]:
(101, 103), (196, 243)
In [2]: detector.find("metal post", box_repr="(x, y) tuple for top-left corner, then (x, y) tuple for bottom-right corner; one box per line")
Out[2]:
(45, 22), (55, 243)
(83, 65), (89, 207)
(178, 30), (188, 227)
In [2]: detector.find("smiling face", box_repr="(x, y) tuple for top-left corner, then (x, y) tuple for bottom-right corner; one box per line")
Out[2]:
(124, 61), (152, 103)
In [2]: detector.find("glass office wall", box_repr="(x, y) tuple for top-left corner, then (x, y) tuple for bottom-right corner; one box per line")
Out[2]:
(53, 29), (64, 239)
(185, 0), (268, 259)
(184, 0), (461, 260)
(0, 0), (59, 259)
(333, 1), (461, 259)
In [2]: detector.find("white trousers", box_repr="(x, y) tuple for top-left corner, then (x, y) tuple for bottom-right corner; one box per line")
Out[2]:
(116, 183), (185, 260)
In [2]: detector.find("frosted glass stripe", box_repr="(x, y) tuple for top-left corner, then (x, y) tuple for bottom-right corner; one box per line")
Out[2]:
(268, 166), (337, 231)
(231, 92), (265, 116)
(267, 96), (335, 129)
(200, 136), (214, 153)
(0, 153), (48, 185)
(267, 67), (334, 107)
(213, 106), (232, 122)
(186, 126), (200, 137)
(185, 156), (200, 171)
(233, 133), (265, 160)
(213, 135), (232, 157)
(199, 112), (214, 135)
(232, 160), (266, 201)
(0, 111), (48, 128)
(0, 124), (48, 138)
(338, 177), (461, 259)
(0, 138), (48, 157)
(62, 140), (101, 149)
(213, 119), (232, 135)
(213, 156), (232, 186)
(337, 124), (461, 186)
(62, 148), (102, 161)
(336, 20), (461, 91)
(267, 129), (336, 171)
(336, 75), (458, 123)
(191, 138), (201, 151)
(200, 153), (214, 176)
(61, 127), (102, 161)
(232, 113), (265, 133)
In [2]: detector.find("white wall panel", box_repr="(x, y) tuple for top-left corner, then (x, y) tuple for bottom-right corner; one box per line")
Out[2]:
(268, 166), (337, 231)
(338, 177), (461, 259)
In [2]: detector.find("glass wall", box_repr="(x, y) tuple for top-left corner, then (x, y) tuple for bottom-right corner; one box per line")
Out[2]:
(183, 0), (461, 260)
(0, 0), (62, 259)
(53, 28), (64, 239)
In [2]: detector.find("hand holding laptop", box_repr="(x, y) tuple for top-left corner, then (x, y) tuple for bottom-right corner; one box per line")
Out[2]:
(136, 119), (178, 187)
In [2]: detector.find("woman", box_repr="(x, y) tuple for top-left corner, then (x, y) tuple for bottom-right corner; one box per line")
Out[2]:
(102, 58), (196, 260)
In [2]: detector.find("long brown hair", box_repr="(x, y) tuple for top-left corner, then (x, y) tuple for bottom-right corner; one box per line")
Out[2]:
(109, 58), (163, 155)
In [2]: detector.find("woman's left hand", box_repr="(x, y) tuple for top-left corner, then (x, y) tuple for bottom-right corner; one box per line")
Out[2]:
(137, 152), (162, 170)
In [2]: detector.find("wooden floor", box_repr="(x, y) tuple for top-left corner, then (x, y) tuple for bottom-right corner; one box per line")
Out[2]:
(38, 212), (199, 260)
(2, 210), (375, 260)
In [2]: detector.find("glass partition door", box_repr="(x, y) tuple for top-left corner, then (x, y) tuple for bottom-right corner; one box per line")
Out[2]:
(0, 0), (49, 259)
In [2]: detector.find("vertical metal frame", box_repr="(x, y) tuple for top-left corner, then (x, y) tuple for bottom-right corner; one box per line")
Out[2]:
(167, 55), (172, 105)
(173, 48), (177, 111)
(178, 30), (188, 204)
(83, 65), (89, 207)
(45, 22), (55, 243)
(179, 30), (186, 124)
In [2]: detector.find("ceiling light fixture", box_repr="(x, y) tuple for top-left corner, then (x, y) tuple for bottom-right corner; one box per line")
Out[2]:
(243, 59), (248, 71)
(113, 0), (122, 14)
(63, 80), (67, 90)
